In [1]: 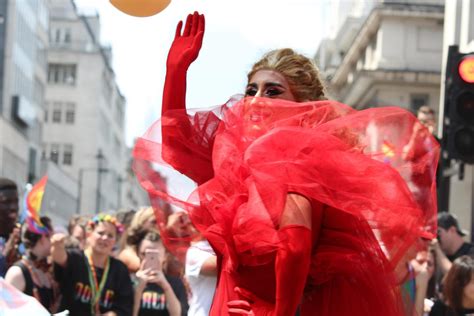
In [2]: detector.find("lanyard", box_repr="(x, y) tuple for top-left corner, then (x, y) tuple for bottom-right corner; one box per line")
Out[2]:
(84, 251), (110, 315)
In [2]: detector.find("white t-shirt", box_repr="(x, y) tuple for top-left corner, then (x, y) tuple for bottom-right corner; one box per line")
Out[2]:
(185, 240), (217, 316)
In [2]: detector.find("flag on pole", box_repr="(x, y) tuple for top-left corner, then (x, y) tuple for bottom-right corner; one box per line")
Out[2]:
(25, 175), (49, 234)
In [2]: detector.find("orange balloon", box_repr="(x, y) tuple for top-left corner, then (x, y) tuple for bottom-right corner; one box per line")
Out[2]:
(110, 0), (171, 17)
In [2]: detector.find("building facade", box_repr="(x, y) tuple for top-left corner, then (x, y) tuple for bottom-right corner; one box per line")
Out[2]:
(0, 0), (55, 203)
(315, 0), (444, 113)
(44, 0), (130, 218)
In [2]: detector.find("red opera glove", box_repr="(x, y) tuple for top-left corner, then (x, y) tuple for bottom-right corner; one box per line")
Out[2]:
(227, 226), (312, 316)
(161, 12), (213, 184)
(274, 225), (312, 316)
(162, 11), (205, 114)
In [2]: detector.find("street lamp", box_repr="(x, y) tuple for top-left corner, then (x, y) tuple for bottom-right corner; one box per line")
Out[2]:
(77, 167), (96, 214)
(117, 175), (126, 209)
(95, 149), (109, 214)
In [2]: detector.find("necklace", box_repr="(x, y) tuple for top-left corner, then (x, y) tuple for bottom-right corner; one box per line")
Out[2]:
(84, 250), (110, 315)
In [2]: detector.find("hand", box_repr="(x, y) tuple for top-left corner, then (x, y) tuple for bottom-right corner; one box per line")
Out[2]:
(165, 211), (193, 237)
(3, 227), (20, 256)
(412, 260), (431, 287)
(228, 300), (255, 316)
(227, 287), (273, 316)
(50, 233), (66, 249)
(166, 11), (205, 71)
(136, 268), (168, 288)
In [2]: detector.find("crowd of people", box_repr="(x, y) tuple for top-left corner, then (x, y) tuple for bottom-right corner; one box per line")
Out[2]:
(1, 175), (473, 316)
(1, 10), (473, 316)
(0, 188), (216, 316)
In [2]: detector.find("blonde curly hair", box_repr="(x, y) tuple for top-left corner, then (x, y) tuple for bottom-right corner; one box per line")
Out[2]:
(247, 48), (327, 102)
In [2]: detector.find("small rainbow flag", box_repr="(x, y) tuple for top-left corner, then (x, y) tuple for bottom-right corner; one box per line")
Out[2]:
(25, 175), (48, 234)
(381, 140), (396, 164)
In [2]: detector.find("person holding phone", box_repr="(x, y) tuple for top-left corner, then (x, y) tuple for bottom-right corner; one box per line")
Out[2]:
(133, 229), (188, 316)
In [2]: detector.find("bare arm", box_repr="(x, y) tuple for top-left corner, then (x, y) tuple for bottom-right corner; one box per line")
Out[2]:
(161, 280), (181, 316)
(4, 265), (25, 292)
(413, 261), (430, 316)
(432, 240), (452, 274)
(200, 255), (217, 276)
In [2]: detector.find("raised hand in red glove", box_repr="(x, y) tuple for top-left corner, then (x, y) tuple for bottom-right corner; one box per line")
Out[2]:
(160, 12), (213, 184)
(163, 11), (205, 113)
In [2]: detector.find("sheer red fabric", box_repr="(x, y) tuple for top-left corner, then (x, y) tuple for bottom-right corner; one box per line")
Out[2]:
(133, 96), (439, 316)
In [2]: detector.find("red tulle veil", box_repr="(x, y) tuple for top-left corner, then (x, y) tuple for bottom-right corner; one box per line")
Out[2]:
(133, 95), (439, 315)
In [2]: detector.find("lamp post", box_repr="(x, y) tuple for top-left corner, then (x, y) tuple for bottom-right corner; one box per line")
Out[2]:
(77, 167), (96, 214)
(117, 175), (126, 209)
(95, 149), (109, 214)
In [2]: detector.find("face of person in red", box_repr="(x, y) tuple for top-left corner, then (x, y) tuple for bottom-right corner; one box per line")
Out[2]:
(245, 70), (297, 102)
(87, 222), (117, 256)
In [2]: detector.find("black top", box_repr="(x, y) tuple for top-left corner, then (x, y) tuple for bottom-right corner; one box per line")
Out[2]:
(430, 299), (474, 316)
(54, 249), (133, 316)
(14, 260), (54, 310)
(447, 242), (474, 262)
(137, 275), (189, 316)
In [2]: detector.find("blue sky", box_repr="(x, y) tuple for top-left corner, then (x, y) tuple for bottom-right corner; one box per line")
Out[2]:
(75, 0), (334, 146)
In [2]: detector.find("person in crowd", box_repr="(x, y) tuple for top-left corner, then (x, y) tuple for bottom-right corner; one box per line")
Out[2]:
(5, 216), (58, 312)
(0, 178), (20, 277)
(133, 228), (188, 316)
(417, 106), (437, 136)
(133, 12), (438, 316)
(118, 207), (156, 273)
(67, 215), (89, 250)
(116, 209), (137, 254)
(402, 247), (439, 316)
(185, 238), (216, 316)
(434, 212), (474, 274)
(52, 213), (133, 316)
(430, 255), (474, 316)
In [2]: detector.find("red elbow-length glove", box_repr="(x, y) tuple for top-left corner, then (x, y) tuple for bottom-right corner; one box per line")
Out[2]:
(161, 12), (214, 184)
(228, 199), (322, 316)
(163, 11), (204, 114)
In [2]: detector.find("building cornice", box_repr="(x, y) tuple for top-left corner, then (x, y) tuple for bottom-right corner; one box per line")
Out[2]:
(330, 4), (444, 87)
(341, 68), (441, 106)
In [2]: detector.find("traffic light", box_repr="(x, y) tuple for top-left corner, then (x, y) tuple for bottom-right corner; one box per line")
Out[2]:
(444, 45), (474, 164)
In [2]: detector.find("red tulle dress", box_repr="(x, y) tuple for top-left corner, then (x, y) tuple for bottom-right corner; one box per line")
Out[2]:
(133, 96), (439, 316)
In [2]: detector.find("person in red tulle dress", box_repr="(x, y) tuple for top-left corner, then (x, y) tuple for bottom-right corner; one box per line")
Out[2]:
(133, 12), (439, 316)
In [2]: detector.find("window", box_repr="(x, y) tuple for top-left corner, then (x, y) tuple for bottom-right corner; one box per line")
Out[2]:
(28, 148), (37, 184)
(65, 102), (75, 124)
(52, 102), (61, 123)
(63, 144), (73, 165)
(410, 94), (430, 112)
(54, 28), (60, 43)
(64, 28), (71, 43)
(44, 109), (48, 122)
(47, 64), (77, 85)
(50, 143), (59, 164)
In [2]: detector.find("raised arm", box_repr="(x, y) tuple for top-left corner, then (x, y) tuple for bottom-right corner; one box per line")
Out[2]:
(51, 233), (67, 267)
(161, 12), (215, 184)
(162, 11), (204, 115)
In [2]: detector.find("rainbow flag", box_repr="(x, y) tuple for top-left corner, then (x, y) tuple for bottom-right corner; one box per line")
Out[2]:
(25, 175), (48, 234)
(381, 140), (396, 164)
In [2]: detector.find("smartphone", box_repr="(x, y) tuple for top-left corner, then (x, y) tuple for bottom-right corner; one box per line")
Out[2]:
(143, 249), (161, 271)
